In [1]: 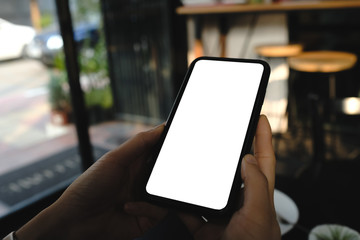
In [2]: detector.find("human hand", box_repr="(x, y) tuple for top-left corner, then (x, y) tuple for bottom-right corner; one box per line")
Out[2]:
(125, 115), (281, 240)
(222, 114), (280, 240)
(16, 125), (167, 240)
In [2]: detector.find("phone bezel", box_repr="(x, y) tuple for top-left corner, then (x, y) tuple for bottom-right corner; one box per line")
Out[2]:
(144, 56), (270, 216)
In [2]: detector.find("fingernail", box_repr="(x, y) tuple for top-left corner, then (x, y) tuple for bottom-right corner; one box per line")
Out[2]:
(244, 154), (257, 164)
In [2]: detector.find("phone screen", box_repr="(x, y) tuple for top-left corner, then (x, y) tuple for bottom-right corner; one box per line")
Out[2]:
(146, 57), (269, 213)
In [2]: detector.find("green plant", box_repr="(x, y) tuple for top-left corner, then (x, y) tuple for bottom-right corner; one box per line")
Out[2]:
(72, 0), (101, 23)
(53, 50), (66, 71)
(79, 33), (108, 77)
(49, 30), (113, 114)
(48, 70), (71, 113)
(84, 84), (113, 109)
(40, 12), (54, 29)
(314, 225), (359, 240)
(79, 33), (113, 110)
(49, 0), (113, 119)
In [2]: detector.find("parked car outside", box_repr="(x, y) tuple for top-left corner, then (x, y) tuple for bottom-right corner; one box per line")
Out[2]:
(26, 23), (99, 66)
(0, 18), (36, 61)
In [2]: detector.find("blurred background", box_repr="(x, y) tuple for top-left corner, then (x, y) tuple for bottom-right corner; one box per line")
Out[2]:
(1, 0), (360, 239)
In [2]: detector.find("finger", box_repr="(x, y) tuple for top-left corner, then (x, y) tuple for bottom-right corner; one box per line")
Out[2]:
(253, 115), (276, 200)
(124, 201), (168, 220)
(102, 124), (165, 167)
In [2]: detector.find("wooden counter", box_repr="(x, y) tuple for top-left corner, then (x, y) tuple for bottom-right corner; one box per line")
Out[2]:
(176, 0), (360, 15)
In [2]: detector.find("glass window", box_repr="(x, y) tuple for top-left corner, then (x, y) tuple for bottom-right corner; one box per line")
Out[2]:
(0, 0), (186, 220)
(0, 1), (81, 217)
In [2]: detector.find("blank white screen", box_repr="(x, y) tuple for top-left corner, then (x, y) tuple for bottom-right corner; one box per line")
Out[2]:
(146, 59), (264, 210)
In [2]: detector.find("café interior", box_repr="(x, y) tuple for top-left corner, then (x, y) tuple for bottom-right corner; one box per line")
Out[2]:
(1, 0), (360, 239)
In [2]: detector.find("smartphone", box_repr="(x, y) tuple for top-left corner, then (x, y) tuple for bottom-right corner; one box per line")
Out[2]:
(145, 57), (270, 216)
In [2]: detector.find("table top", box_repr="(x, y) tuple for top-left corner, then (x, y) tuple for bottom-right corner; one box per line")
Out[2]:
(176, 1), (360, 15)
(288, 51), (358, 73)
(255, 44), (303, 58)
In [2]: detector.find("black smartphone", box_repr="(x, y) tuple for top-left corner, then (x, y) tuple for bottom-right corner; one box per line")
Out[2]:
(145, 56), (270, 216)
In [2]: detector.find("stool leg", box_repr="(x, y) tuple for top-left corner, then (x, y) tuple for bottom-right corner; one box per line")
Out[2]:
(287, 70), (298, 129)
(329, 73), (336, 99)
(308, 94), (325, 177)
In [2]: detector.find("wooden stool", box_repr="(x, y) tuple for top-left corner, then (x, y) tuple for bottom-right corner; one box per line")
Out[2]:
(255, 44), (303, 133)
(290, 51), (358, 165)
(288, 51), (357, 99)
(255, 44), (303, 58)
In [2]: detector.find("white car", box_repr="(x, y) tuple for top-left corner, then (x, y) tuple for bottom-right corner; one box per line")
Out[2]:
(0, 18), (36, 61)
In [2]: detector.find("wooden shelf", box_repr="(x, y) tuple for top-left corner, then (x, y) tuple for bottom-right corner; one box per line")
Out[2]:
(176, 1), (360, 15)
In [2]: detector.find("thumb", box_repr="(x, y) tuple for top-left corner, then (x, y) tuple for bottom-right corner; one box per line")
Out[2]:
(225, 155), (280, 240)
(240, 154), (273, 218)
